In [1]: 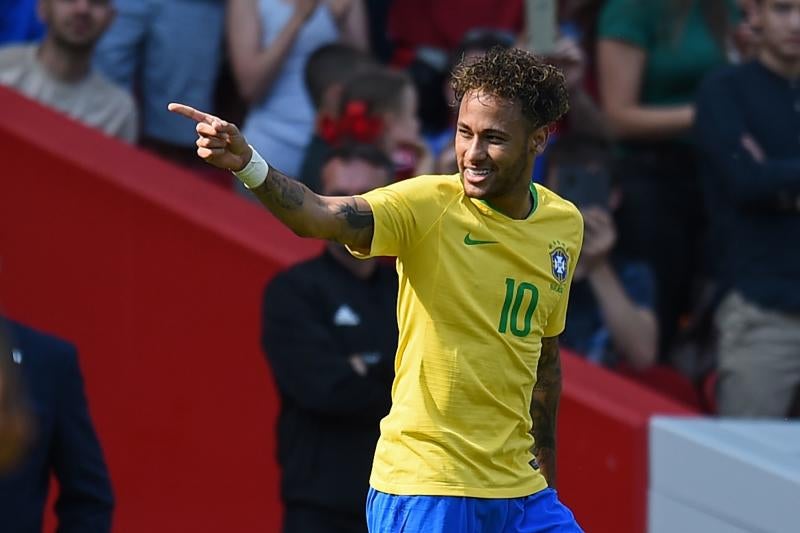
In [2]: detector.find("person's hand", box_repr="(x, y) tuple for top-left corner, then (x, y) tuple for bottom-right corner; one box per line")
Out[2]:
(293, 0), (320, 23)
(742, 134), (765, 163)
(577, 207), (616, 277)
(348, 354), (368, 377)
(328, 0), (355, 20)
(168, 103), (253, 171)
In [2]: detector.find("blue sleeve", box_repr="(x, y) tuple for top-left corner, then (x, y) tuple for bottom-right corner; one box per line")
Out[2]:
(52, 346), (114, 533)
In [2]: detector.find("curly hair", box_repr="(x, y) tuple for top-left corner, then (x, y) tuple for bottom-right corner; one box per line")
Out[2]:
(451, 47), (569, 130)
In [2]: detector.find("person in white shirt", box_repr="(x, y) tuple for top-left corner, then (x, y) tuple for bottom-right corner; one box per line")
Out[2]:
(0, 0), (138, 143)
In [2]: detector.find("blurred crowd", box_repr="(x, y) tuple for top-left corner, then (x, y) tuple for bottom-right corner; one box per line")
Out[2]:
(1, 0), (799, 530)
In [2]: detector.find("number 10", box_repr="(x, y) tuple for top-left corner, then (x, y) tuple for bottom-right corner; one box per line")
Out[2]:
(498, 278), (539, 337)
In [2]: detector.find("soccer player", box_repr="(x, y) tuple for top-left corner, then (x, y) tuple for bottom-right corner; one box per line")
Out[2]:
(170, 47), (584, 532)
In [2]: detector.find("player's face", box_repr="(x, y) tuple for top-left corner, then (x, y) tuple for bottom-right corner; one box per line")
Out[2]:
(40, 0), (115, 51)
(757, 0), (800, 62)
(455, 90), (545, 208)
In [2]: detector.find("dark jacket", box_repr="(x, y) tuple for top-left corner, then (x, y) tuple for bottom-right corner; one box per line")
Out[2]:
(695, 61), (800, 311)
(0, 318), (114, 533)
(261, 251), (397, 517)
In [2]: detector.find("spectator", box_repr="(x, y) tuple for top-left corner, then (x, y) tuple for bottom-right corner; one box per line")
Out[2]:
(262, 143), (396, 533)
(547, 135), (658, 370)
(297, 42), (375, 193)
(548, 36), (610, 142)
(0, 316), (114, 532)
(0, 0), (45, 45)
(93, 0), (224, 164)
(325, 67), (432, 181)
(597, 0), (740, 359)
(694, 0), (800, 418)
(531, 34), (612, 184)
(0, 0), (138, 143)
(230, 0), (368, 177)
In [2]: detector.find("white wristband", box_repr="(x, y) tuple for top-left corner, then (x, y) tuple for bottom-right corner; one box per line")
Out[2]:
(233, 145), (269, 189)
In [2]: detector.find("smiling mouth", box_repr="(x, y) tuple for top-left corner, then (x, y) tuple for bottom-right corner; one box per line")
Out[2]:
(465, 168), (493, 180)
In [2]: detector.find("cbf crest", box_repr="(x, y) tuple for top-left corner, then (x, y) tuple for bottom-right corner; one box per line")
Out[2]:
(549, 240), (570, 284)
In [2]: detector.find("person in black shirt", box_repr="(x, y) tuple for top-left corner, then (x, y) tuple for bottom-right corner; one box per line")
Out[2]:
(694, 0), (800, 418)
(261, 144), (397, 533)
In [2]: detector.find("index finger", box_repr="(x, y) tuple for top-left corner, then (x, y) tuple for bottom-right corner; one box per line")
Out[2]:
(167, 102), (217, 125)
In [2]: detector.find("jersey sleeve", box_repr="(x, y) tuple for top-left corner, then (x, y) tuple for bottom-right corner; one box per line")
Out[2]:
(349, 175), (452, 259)
(543, 208), (584, 337)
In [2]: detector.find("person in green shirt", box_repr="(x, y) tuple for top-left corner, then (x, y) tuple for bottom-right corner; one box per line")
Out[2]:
(596, 0), (739, 360)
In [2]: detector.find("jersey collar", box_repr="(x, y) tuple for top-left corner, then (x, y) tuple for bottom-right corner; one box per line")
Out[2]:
(472, 181), (539, 221)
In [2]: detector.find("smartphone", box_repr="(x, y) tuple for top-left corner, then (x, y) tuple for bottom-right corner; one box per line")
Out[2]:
(526, 0), (558, 55)
(555, 164), (611, 208)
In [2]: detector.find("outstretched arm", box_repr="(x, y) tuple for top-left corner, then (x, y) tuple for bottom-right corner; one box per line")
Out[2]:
(168, 103), (375, 252)
(532, 336), (562, 488)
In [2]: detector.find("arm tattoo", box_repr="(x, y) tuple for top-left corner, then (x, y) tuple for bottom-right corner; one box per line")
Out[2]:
(531, 336), (562, 487)
(250, 167), (373, 247)
(335, 199), (374, 230)
(257, 167), (305, 210)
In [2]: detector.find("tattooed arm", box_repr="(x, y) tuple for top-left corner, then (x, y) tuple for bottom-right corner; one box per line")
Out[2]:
(249, 168), (375, 251)
(167, 103), (375, 252)
(532, 335), (562, 488)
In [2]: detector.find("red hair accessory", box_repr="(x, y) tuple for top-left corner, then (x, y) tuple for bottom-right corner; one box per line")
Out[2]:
(318, 101), (384, 146)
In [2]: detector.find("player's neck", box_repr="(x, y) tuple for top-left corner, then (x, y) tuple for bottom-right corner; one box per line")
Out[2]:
(489, 181), (534, 220)
(37, 38), (92, 83)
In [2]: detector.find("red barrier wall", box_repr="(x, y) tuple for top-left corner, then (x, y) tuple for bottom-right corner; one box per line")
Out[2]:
(0, 87), (321, 532)
(559, 353), (694, 532)
(0, 87), (694, 533)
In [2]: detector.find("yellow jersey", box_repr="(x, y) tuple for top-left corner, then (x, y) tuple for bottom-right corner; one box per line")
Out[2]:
(352, 173), (583, 498)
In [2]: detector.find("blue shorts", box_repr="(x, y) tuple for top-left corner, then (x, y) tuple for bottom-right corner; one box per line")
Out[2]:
(366, 487), (583, 533)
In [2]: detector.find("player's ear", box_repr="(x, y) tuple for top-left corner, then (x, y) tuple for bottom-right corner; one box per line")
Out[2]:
(529, 126), (550, 155)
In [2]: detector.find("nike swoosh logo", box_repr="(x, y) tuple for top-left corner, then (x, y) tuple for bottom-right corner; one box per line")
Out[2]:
(464, 232), (499, 246)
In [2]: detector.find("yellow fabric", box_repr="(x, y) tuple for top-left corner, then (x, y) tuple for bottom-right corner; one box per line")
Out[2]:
(351, 174), (583, 498)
